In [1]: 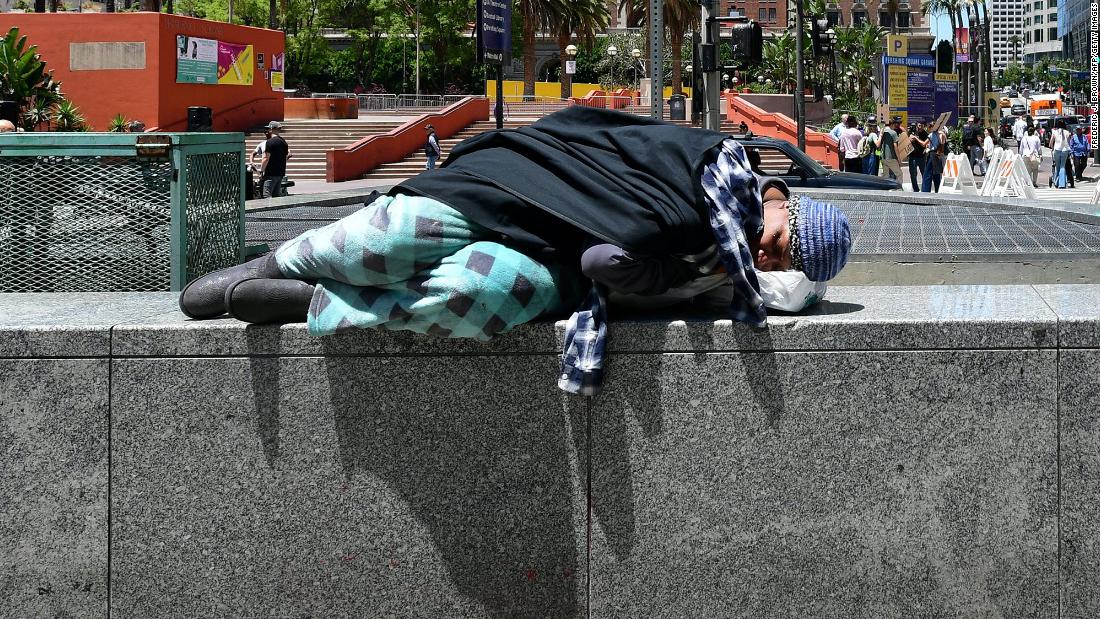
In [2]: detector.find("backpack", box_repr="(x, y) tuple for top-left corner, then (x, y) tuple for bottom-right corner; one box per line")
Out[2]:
(857, 135), (873, 158)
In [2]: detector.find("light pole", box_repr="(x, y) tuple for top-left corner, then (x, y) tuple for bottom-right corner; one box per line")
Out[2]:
(632, 48), (642, 94)
(794, 0), (805, 151)
(607, 45), (619, 91)
(564, 44), (578, 100)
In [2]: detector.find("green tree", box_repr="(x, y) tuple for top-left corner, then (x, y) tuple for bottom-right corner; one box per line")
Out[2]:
(518, 0), (564, 97)
(549, 0), (608, 98)
(0, 28), (63, 126)
(618, 0), (697, 96)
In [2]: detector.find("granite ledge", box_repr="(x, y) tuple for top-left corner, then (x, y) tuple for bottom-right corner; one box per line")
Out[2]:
(0, 285), (1068, 358)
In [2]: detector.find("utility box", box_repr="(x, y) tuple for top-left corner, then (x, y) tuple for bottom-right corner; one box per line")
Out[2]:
(0, 132), (245, 292)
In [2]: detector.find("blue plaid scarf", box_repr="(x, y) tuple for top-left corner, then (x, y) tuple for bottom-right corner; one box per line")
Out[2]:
(559, 138), (766, 396)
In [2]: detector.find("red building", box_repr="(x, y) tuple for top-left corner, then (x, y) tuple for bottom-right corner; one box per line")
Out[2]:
(0, 13), (284, 132)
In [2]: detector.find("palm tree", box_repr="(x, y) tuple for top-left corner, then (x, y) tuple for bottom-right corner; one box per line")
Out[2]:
(550, 0), (609, 99)
(619, 0), (699, 97)
(1009, 34), (1021, 63)
(33, 0), (44, 11)
(140, 0), (160, 10)
(520, 0), (566, 98)
(269, 0), (277, 29)
(762, 31), (795, 92)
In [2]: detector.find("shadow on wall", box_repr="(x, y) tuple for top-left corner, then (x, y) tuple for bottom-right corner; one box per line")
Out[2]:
(588, 322), (792, 560)
(318, 343), (585, 617)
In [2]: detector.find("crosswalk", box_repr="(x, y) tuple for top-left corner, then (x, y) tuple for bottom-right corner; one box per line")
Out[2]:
(1032, 184), (1098, 204)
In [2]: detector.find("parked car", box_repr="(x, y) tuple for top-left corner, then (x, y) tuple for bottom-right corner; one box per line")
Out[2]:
(737, 136), (902, 191)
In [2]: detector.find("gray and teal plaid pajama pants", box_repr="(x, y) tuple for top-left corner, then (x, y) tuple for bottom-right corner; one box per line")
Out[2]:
(274, 193), (578, 339)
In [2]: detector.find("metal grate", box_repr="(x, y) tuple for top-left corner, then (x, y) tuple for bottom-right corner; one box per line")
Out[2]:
(0, 133), (244, 292)
(835, 200), (1100, 260)
(185, 152), (245, 283)
(0, 155), (173, 292)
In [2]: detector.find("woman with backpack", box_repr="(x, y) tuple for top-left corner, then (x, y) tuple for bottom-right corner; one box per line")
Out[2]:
(1049, 118), (1072, 189)
(862, 117), (880, 176)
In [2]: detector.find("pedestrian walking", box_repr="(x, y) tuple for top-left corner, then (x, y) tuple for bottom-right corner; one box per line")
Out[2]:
(962, 115), (982, 175)
(909, 124), (929, 192)
(1013, 115), (1027, 148)
(830, 114), (849, 170)
(424, 124), (441, 170)
(1019, 125), (1042, 187)
(982, 128), (996, 176)
(839, 116), (864, 173)
(877, 116), (903, 182)
(260, 121), (289, 199)
(1071, 126), (1091, 181)
(862, 116), (880, 176)
(1049, 118), (1072, 189)
(921, 125), (946, 193)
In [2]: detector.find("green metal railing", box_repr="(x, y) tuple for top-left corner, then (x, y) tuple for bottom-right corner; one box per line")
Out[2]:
(0, 132), (245, 292)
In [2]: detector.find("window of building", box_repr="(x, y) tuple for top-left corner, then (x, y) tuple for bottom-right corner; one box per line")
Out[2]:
(853, 10), (865, 25)
(1034, 14), (1042, 23)
(1033, 29), (1043, 41)
(1049, 26), (1058, 39)
(769, 8), (776, 21)
(759, 7), (766, 21)
(826, 10), (841, 26)
(879, 11), (893, 26)
(897, 11), (909, 27)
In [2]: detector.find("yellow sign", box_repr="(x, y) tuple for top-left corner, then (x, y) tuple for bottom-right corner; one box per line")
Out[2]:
(270, 71), (284, 90)
(934, 73), (958, 82)
(887, 64), (907, 107)
(886, 35), (909, 58)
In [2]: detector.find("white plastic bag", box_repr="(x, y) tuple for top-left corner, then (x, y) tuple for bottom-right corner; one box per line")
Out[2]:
(755, 270), (828, 312)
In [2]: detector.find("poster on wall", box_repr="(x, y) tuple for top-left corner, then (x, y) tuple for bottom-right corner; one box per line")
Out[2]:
(217, 42), (254, 86)
(270, 53), (285, 90)
(176, 35), (218, 84)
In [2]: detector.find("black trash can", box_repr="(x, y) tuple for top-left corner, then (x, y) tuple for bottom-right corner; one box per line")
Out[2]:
(245, 167), (255, 200)
(668, 94), (687, 121)
(187, 106), (213, 132)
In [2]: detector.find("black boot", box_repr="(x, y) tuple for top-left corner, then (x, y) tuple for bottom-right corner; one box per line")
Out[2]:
(179, 254), (284, 319)
(225, 278), (314, 324)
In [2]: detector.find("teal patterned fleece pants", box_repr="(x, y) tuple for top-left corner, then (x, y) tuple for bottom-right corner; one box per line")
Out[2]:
(274, 194), (578, 339)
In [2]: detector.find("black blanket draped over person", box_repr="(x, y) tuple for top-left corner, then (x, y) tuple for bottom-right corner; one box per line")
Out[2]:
(394, 106), (729, 259)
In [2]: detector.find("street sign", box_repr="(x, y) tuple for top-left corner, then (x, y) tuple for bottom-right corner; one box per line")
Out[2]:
(477, 0), (512, 65)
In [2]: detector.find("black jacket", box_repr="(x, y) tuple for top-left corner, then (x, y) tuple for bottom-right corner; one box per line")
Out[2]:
(395, 107), (728, 259)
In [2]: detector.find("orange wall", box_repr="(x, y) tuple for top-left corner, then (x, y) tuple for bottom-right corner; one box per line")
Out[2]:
(0, 13), (283, 132)
(154, 15), (283, 131)
(328, 97), (490, 182)
(285, 98), (358, 120)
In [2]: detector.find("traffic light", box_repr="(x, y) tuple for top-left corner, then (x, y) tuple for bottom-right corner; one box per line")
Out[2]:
(811, 18), (832, 58)
(727, 21), (763, 68)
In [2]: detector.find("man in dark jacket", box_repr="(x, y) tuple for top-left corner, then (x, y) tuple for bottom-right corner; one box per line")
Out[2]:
(424, 124), (441, 170)
(180, 107), (852, 394)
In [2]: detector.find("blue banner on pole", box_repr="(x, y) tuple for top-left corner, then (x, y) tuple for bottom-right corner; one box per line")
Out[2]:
(479, 0), (512, 65)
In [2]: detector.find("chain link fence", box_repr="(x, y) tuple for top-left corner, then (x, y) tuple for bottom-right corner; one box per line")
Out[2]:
(0, 133), (244, 293)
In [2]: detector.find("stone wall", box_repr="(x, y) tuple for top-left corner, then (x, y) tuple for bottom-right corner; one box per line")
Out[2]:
(2, 285), (1099, 617)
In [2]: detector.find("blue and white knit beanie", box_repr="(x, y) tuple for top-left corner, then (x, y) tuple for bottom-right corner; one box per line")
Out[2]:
(787, 195), (851, 282)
